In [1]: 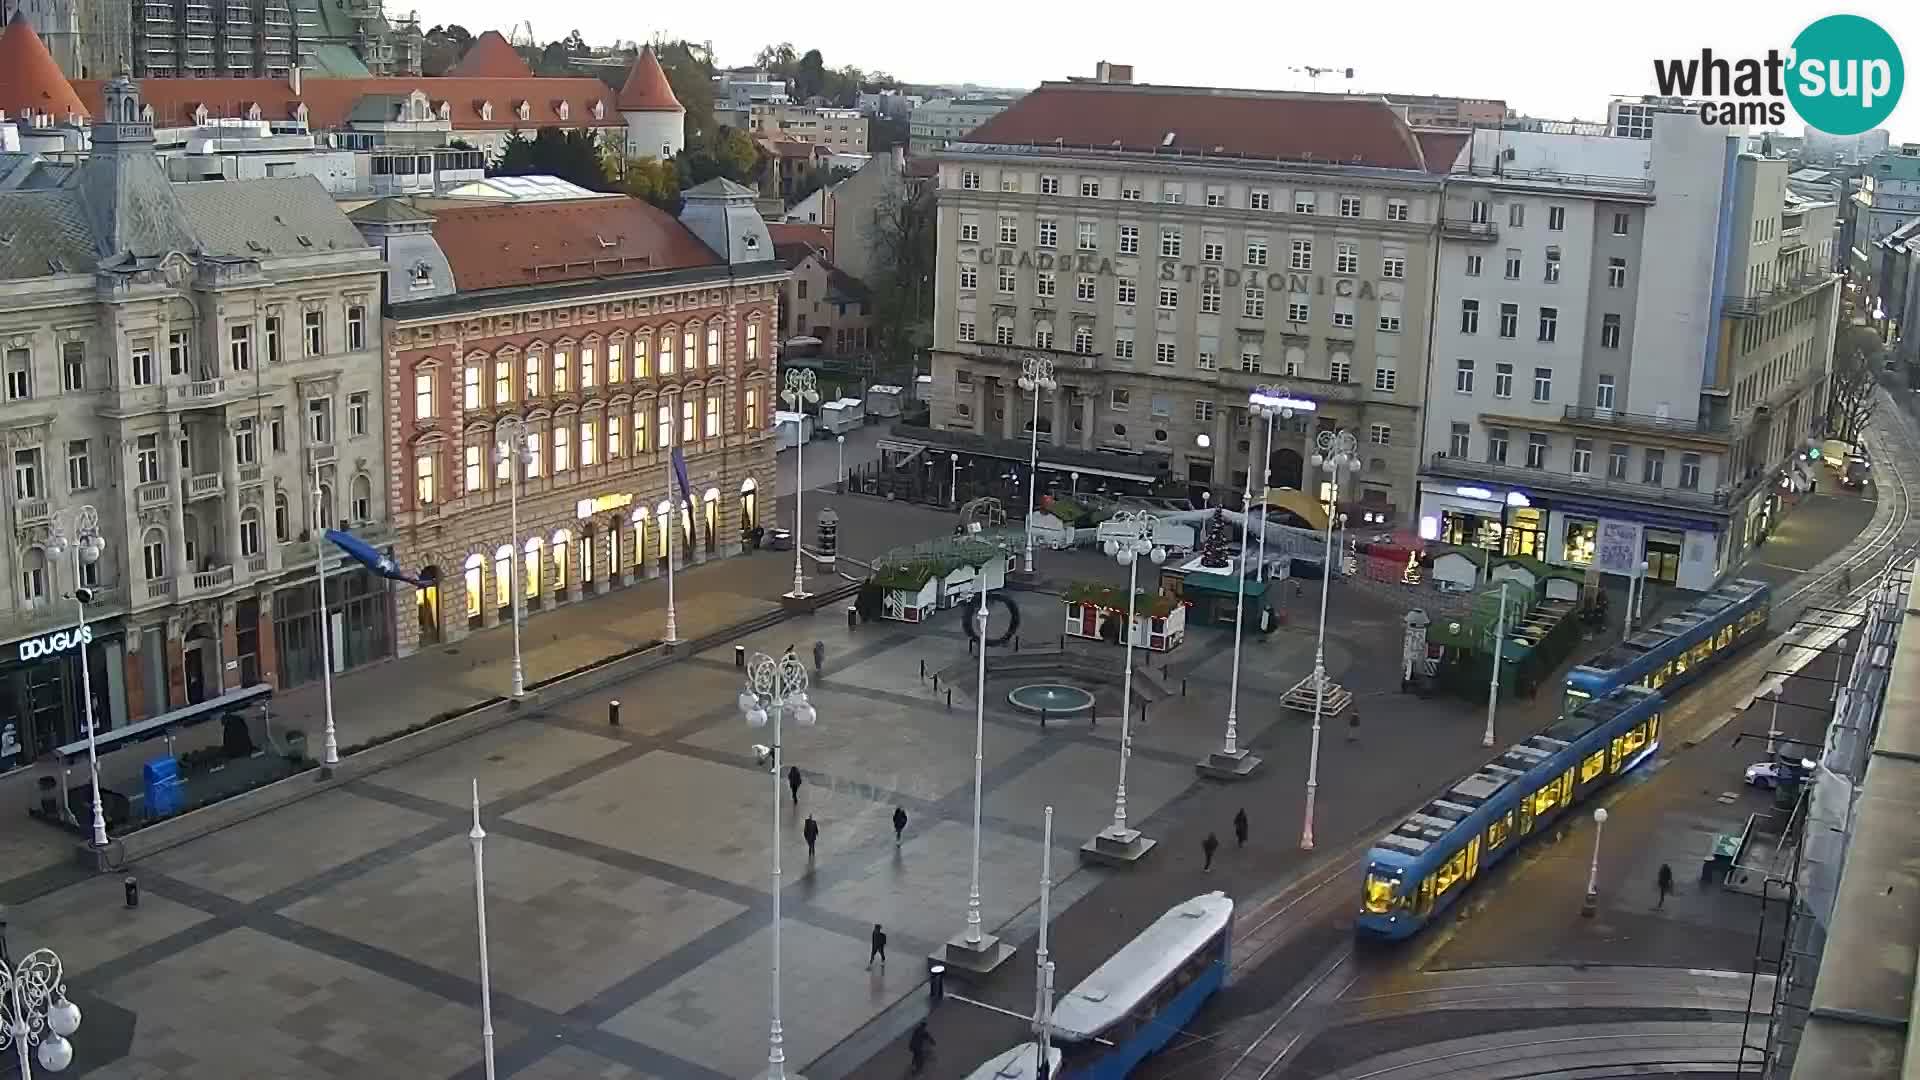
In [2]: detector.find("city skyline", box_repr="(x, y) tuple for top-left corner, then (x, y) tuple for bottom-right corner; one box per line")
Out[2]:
(408, 1), (1920, 144)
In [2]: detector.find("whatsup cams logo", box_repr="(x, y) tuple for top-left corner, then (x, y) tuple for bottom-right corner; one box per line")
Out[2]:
(1651, 14), (1904, 135)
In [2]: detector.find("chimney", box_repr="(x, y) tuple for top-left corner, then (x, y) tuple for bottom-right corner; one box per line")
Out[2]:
(289, 65), (302, 96)
(1094, 61), (1133, 85)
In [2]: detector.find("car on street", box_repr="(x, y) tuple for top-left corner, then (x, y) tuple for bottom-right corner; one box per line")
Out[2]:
(1745, 757), (1816, 789)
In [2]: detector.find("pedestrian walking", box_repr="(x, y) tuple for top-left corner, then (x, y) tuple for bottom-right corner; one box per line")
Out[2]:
(893, 806), (908, 845)
(1233, 808), (1249, 849)
(1202, 831), (1219, 872)
(803, 815), (819, 859)
(1657, 863), (1675, 908)
(813, 640), (826, 676)
(787, 765), (803, 805)
(868, 923), (888, 970)
(1347, 711), (1361, 743)
(907, 1021), (936, 1075)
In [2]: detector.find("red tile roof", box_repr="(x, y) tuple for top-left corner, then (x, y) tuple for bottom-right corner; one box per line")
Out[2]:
(617, 47), (682, 113)
(447, 31), (533, 78)
(1414, 130), (1470, 174)
(769, 222), (832, 255)
(70, 75), (617, 132)
(424, 196), (721, 291)
(0, 11), (87, 121)
(962, 83), (1426, 170)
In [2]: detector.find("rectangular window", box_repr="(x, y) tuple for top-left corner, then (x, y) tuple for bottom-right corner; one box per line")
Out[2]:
(1539, 307), (1559, 341)
(1455, 358), (1474, 393)
(1643, 449), (1665, 485)
(1488, 428), (1509, 464)
(680, 400), (696, 444)
(1294, 192), (1316, 214)
(1290, 238), (1313, 270)
(1532, 367), (1552, 402)
(1239, 348), (1262, 373)
(1460, 299), (1480, 334)
(1075, 275), (1096, 302)
(957, 320), (976, 342)
(961, 169), (981, 190)
(1596, 375), (1616, 410)
(414, 372), (433, 419)
(1287, 300), (1310, 323)
(1206, 186), (1226, 207)
(1470, 200), (1491, 225)
(348, 391), (368, 437)
(1038, 219), (1058, 248)
(1250, 190), (1272, 210)
(1036, 271), (1056, 298)
(463, 364), (481, 408)
(1382, 256), (1405, 278)
(1572, 438), (1593, 474)
(959, 264), (978, 291)
(1160, 228), (1182, 258)
(1079, 178), (1100, 198)
(608, 342), (623, 383)
(1161, 183), (1184, 204)
(584, 345), (599, 387)
(1369, 423), (1391, 445)
(270, 409), (285, 453)
(495, 359), (512, 403)
(1494, 363), (1513, 398)
(1034, 325), (1054, 350)
(228, 324), (252, 371)
(1159, 285), (1180, 310)
(1113, 335), (1134, 360)
(168, 331), (189, 376)
(1329, 359), (1351, 383)
(1077, 221), (1098, 250)
(1544, 250), (1562, 282)
(1465, 253), (1482, 277)
(1339, 194), (1362, 218)
(1200, 283), (1221, 313)
(3, 349), (29, 401)
(264, 315), (281, 363)
(1498, 303), (1518, 338)
(1387, 199), (1409, 221)
(607, 414), (624, 459)
(1601, 314), (1622, 349)
(1243, 287), (1266, 319)
(581, 420), (598, 465)
(136, 434), (160, 484)
(1333, 308), (1355, 329)
(998, 266), (1016, 293)
(1336, 243), (1358, 275)
(1374, 365), (1397, 391)
(11, 448), (40, 502)
(995, 322), (1015, 346)
(548, 425), (568, 473)
(1504, 252), (1522, 279)
(681, 329), (694, 373)
(525, 353), (542, 398)
(415, 451), (436, 504)
(1040, 175), (1059, 195)
(1194, 400), (1215, 423)
(1119, 225), (1139, 254)
(1608, 257), (1627, 288)
(66, 439), (91, 492)
(1548, 205), (1566, 231)
(1526, 432), (1548, 469)
(1110, 387), (1130, 411)
(1247, 238), (1269, 266)
(1116, 278), (1137, 305)
(1679, 453), (1701, 490)
(960, 221), (980, 243)
(1450, 423), (1470, 457)
(1155, 340), (1178, 365)
(307, 397), (333, 444)
(1608, 444), (1629, 480)
(131, 344), (155, 386)
(303, 310), (324, 356)
(465, 444), (484, 493)
(1612, 212), (1630, 236)
(1121, 183), (1143, 201)
(1204, 240), (1224, 263)
(1508, 203), (1525, 227)
(347, 305), (367, 352)
(999, 216), (1019, 244)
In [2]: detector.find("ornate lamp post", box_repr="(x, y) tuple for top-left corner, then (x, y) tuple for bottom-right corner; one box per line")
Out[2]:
(1017, 355), (1057, 574)
(739, 651), (817, 1079)
(46, 507), (107, 848)
(1581, 807), (1609, 917)
(781, 369), (820, 599)
(1084, 510), (1165, 865)
(1301, 428), (1360, 850)
(0, 925), (81, 1075)
(311, 462), (339, 766)
(1247, 387), (1312, 597)
(494, 417), (530, 698)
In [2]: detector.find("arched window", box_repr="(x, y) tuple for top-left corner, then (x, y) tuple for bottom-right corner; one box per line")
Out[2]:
(551, 528), (571, 591)
(351, 474), (372, 523)
(143, 528), (167, 579)
(464, 552), (485, 625)
(579, 527), (594, 584)
(706, 323), (720, 368)
(494, 544), (513, 612)
(1034, 320), (1054, 350)
(630, 508), (647, 570)
(994, 315), (1014, 346)
(740, 476), (759, 531)
(240, 507), (262, 557)
(658, 327), (676, 376)
(703, 488), (720, 553)
(316, 482), (334, 530)
(274, 491), (291, 542)
(19, 547), (46, 604)
(523, 536), (542, 599)
(745, 318), (760, 362)
(655, 500), (673, 560)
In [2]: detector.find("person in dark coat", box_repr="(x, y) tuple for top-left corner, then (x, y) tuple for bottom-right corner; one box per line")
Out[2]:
(1657, 863), (1675, 907)
(868, 924), (888, 970)
(1233, 808), (1249, 848)
(813, 640), (826, 676)
(787, 765), (803, 805)
(893, 806), (908, 845)
(908, 1021), (935, 1074)
(803, 815), (819, 859)
(1202, 831), (1219, 872)
(1347, 712), (1361, 742)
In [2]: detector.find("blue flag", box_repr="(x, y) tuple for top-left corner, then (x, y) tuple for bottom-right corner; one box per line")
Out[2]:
(325, 529), (433, 588)
(670, 446), (694, 511)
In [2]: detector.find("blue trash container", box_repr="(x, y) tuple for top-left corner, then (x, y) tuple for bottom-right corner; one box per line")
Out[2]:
(144, 756), (183, 818)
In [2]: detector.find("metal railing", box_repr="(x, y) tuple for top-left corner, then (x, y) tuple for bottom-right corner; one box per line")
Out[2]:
(1425, 451), (1736, 509)
(1722, 270), (1839, 317)
(1440, 217), (1499, 240)
(1449, 162), (1656, 195)
(1562, 404), (1730, 436)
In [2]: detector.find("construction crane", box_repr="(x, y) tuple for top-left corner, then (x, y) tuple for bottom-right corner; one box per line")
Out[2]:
(1291, 65), (1355, 93)
(507, 20), (535, 48)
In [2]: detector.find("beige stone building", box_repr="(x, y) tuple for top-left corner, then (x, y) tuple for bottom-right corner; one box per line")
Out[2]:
(351, 179), (785, 657)
(920, 75), (1447, 519)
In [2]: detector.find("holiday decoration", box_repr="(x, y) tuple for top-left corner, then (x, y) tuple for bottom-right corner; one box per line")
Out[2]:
(1198, 508), (1233, 568)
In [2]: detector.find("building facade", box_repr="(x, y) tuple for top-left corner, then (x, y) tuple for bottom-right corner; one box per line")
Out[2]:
(1384, 93), (1508, 130)
(1848, 145), (1920, 255)
(0, 68), (391, 772)
(717, 102), (868, 156)
(909, 97), (1018, 157)
(922, 80), (1442, 516)
(1418, 116), (1840, 592)
(353, 179), (784, 657)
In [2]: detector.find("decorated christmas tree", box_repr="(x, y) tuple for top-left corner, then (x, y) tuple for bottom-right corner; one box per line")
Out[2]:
(1199, 508), (1233, 568)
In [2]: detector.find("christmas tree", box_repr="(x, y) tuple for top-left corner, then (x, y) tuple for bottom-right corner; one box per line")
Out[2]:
(1199, 508), (1232, 568)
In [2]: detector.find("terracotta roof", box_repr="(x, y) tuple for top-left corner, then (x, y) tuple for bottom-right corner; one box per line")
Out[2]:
(761, 138), (826, 161)
(961, 82), (1426, 170)
(447, 31), (533, 78)
(617, 47), (682, 113)
(769, 222), (831, 252)
(423, 196), (721, 291)
(70, 75), (617, 132)
(1413, 130), (1470, 174)
(0, 12), (87, 122)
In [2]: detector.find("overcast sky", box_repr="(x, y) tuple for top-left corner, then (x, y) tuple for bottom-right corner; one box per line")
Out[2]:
(416, 1), (1919, 143)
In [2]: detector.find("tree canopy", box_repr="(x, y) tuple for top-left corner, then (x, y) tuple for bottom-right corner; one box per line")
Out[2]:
(491, 127), (610, 191)
(745, 41), (887, 106)
(420, 24), (472, 76)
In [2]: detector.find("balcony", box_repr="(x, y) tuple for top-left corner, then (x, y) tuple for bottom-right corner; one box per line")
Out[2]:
(1441, 218), (1499, 242)
(168, 377), (248, 409)
(182, 565), (235, 596)
(239, 464), (263, 486)
(1449, 162), (1656, 200)
(1561, 404), (1729, 438)
(1723, 269), (1839, 318)
(308, 443), (336, 467)
(136, 482), (171, 510)
(950, 341), (1102, 373)
(145, 578), (174, 602)
(188, 473), (224, 499)
(13, 498), (49, 526)
(1216, 368), (1367, 405)
(1425, 452), (1736, 511)
(245, 555), (269, 574)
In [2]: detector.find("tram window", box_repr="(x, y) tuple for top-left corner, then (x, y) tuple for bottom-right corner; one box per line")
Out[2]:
(1434, 849), (1470, 895)
(1414, 875), (1436, 915)
(1528, 776), (1563, 816)
(1464, 836), (1482, 881)
(1486, 810), (1514, 849)
(1673, 652), (1690, 676)
(1579, 749), (1606, 783)
(1691, 641), (1713, 665)
(1610, 733), (1628, 771)
(1648, 713), (1659, 742)
(1518, 799), (1535, 836)
(1716, 625), (1735, 650)
(1364, 873), (1401, 914)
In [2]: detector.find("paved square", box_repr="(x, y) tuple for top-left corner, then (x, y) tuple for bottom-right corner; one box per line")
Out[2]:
(362, 722), (628, 810)
(603, 918), (901, 1077)
(809, 819), (1067, 946)
(512, 1044), (666, 1080)
(540, 661), (746, 737)
(989, 739), (1196, 843)
(142, 788), (443, 903)
(280, 833), (745, 1013)
(105, 926), (524, 1079)
(1, 873), (210, 979)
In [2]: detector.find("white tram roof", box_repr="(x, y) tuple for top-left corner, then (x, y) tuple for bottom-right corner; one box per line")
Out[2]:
(1048, 891), (1233, 1042)
(962, 1044), (1063, 1080)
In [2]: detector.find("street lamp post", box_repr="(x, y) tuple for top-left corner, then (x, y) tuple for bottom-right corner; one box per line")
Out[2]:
(1084, 511), (1165, 865)
(835, 434), (845, 494)
(1302, 429), (1360, 851)
(494, 418), (530, 698)
(1018, 356), (1058, 574)
(1484, 580), (1511, 748)
(47, 507), (107, 848)
(1200, 427), (1261, 779)
(950, 453), (961, 508)
(1248, 386), (1308, 604)
(312, 461), (339, 766)
(941, 575), (1012, 972)
(739, 652), (817, 1080)
(1767, 690), (1783, 758)
(468, 781), (496, 1080)
(0, 924), (82, 1075)
(782, 369), (820, 600)
(1069, 471), (1080, 498)
(1581, 807), (1609, 917)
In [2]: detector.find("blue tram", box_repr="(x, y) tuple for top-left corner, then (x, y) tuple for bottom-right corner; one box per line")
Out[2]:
(963, 892), (1233, 1080)
(1357, 686), (1663, 940)
(1563, 577), (1771, 709)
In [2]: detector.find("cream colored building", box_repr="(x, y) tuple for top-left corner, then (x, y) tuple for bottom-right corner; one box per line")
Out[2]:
(922, 78), (1446, 519)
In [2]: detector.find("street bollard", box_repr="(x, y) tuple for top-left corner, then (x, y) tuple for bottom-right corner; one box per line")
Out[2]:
(735, 644), (746, 669)
(929, 964), (947, 1006)
(847, 606), (858, 630)
(1182, 678), (1188, 697)
(932, 674), (939, 692)
(946, 689), (952, 710)
(1014, 635), (1021, 652)
(920, 659), (926, 679)
(124, 875), (139, 908)
(609, 700), (621, 727)
(1040, 708), (1048, 730)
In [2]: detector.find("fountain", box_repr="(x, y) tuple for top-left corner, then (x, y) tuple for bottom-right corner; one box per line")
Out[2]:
(1008, 683), (1096, 717)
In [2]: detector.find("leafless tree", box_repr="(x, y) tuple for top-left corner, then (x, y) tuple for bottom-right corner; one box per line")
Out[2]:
(1826, 324), (1883, 445)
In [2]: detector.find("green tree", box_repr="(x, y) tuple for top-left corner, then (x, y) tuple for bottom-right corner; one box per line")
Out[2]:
(795, 48), (827, 100)
(754, 42), (797, 74)
(493, 128), (534, 175)
(652, 40), (717, 149)
(679, 126), (763, 188)
(790, 163), (854, 203)
(490, 127), (609, 191)
(864, 184), (936, 376)
(618, 155), (683, 212)
(420, 23), (472, 76)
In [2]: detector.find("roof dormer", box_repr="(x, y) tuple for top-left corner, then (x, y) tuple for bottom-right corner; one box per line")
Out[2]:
(435, 100), (450, 121)
(477, 99), (493, 121)
(556, 100), (570, 122)
(515, 100), (530, 121)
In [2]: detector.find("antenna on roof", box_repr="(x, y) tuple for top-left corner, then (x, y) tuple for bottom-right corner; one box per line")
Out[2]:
(1290, 65), (1355, 93)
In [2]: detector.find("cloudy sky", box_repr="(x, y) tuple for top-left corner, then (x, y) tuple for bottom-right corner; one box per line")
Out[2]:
(414, 1), (1919, 142)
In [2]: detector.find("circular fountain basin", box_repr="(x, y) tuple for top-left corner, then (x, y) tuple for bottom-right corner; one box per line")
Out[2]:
(1008, 683), (1096, 716)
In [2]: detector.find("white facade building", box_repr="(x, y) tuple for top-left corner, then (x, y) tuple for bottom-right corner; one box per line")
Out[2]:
(1418, 114), (1840, 592)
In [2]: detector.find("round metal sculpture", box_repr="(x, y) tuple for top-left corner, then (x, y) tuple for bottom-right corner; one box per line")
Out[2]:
(1008, 684), (1096, 716)
(962, 592), (1021, 647)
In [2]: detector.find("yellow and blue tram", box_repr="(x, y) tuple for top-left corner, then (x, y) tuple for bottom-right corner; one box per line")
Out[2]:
(1563, 577), (1771, 709)
(1357, 685), (1663, 939)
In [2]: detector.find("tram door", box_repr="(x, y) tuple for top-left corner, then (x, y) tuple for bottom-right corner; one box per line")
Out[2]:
(1463, 835), (1482, 884)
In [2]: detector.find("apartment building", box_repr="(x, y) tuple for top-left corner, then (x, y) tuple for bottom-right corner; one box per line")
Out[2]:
(909, 97), (1018, 156)
(1418, 115), (1840, 592)
(0, 68), (391, 772)
(922, 79), (1444, 517)
(1385, 93), (1508, 130)
(352, 178), (784, 657)
(716, 101), (868, 155)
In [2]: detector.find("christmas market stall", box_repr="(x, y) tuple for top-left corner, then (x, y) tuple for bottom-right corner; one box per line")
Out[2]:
(1063, 580), (1187, 652)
